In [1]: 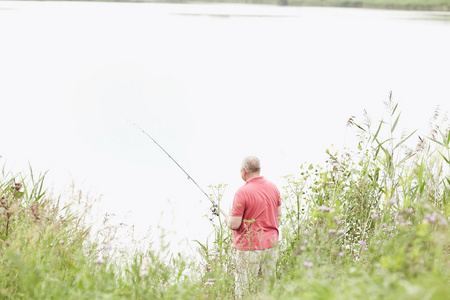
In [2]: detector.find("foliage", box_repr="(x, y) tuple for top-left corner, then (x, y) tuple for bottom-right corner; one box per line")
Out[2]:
(197, 0), (450, 11)
(1, 95), (449, 299)
(273, 93), (449, 299)
(280, 0), (450, 11)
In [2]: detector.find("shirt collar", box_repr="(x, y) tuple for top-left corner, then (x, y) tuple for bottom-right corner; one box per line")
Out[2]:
(246, 176), (264, 184)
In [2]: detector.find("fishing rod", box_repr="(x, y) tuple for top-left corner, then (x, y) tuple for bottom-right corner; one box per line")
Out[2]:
(128, 120), (228, 218)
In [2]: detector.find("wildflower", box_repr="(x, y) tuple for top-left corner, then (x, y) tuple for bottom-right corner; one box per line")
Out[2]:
(104, 243), (113, 251)
(329, 229), (337, 234)
(382, 223), (388, 228)
(337, 229), (345, 235)
(359, 241), (366, 247)
(59, 240), (64, 245)
(303, 240), (308, 244)
(338, 252), (344, 257)
(50, 243), (53, 247)
(406, 221), (412, 226)
(205, 278), (215, 286)
(300, 246), (306, 252)
(371, 213), (379, 220)
(318, 206), (330, 212)
(426, 214), (437, 223)
(406, 208), (413, 214)
(11, 182), (22, 191)
(303, 261), (314, 268)
(304, 230), (309, 235)
(389, 199), (396, 205)
(95, 257), (105, 265)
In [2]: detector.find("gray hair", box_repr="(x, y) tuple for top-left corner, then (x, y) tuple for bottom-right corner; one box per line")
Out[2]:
(241, 156), (261, 173)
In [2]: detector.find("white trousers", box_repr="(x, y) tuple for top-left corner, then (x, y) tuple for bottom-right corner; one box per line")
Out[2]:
(234, 247), (277, 298)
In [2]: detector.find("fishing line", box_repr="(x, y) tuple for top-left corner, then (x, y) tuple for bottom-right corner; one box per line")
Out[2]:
(128, 120), (227, 218)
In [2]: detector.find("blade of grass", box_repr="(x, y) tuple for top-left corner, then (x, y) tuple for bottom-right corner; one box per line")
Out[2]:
(393, 130), (417, 151)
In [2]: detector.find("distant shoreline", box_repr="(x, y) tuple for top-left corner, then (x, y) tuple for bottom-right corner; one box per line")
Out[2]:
(12, 0), (450, 12)
(76, 0), (450, 12)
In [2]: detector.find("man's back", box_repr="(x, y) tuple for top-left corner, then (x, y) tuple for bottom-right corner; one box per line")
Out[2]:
(231, 176), (281, 250)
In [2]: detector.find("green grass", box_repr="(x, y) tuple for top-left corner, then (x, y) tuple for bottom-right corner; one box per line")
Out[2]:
(1, 92), (449, 298)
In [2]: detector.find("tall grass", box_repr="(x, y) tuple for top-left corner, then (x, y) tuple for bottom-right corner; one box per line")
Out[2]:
(1, 95), (449, 299)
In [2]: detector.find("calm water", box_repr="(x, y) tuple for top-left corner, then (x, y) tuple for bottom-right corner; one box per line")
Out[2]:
(1, 1), (449, 255)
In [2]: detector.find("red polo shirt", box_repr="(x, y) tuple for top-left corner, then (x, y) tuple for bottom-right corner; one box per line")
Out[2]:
(230, 176), (281, 251)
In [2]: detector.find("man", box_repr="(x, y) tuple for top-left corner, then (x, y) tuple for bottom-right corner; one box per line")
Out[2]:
(226, 156), (282, 298)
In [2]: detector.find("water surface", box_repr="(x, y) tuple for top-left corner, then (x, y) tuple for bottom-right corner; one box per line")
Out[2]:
(1, 1), (449, 255)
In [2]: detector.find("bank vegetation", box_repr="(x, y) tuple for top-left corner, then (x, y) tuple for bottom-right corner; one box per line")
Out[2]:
(1, 95), (449, 299)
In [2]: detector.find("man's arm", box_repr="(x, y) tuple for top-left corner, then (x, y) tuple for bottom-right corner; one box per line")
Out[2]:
(226, 215), (242, 230)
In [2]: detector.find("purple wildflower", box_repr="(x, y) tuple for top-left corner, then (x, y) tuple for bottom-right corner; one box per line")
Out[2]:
(318, 206), (330, 212)
(303, 262), (314, 268)
(338, 229), (345, 235)
(372, 213), (379, 220)
(382, 223), (388, 228)
(300, 246), (306, 252)
(329, 229), (337, 234)
(406, 221), (412, 226)
(427, 214), (437, 223)
(359, 241), (366, 247)
(95, 257), (105, 265)
(338, 252), (344, 257)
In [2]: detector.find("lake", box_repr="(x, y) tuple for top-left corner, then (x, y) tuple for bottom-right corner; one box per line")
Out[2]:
(1, 1), (449, 256)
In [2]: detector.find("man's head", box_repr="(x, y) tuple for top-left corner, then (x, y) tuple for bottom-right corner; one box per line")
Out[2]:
(240, 156), (261, 181)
